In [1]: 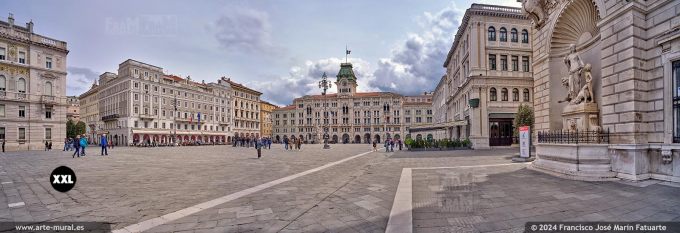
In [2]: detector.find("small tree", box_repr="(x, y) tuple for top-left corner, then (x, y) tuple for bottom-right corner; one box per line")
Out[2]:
(66, 120), (76, 138)
(514, 104), (534, 136)
(76, 121), (87, 136)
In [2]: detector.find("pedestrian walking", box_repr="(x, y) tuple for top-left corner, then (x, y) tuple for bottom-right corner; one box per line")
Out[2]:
(384, 140), (389, 152)
(372, 140), (377, 152)
(297, 138), (302, 150)
(101, 134), (108, 156)
(48, 142), (52, 151)
(1, 139), (5, 153)
(267, 138), (271, 149)
(63, 138), (68, 151)
(398, 139), (403, 150)
(284, 137), (289, 150)
(256, 137), (263, 159)
(45, 141), (49, 151)
(390, 139), (394, 152)
(79, 135), (88, 156)
(73, 136), (81, 158)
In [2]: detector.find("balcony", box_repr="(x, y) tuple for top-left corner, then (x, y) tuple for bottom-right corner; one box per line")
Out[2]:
(101, 114), (120, 122)
(41, 95), (57, 105)
(16, 93), (27, 100)
(139, 114), (154, 120)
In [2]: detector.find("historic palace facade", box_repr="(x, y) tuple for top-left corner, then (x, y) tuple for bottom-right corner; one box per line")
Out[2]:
(228, 79), (262, 139)
(272, 62), (433, 144)
(433, 4), (534, 149)
(82, 59), (234, 145)
(260, 100), (277, 138)
(0, 14), (69, 151)
(521, 0), (680, 182)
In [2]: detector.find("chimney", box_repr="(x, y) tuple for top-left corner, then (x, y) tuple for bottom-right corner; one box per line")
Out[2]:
(8, 13), (14, 27)
(26, 20), (33, 33)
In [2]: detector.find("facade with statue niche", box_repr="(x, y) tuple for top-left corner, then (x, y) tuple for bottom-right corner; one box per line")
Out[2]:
(525, 0), (680, 182)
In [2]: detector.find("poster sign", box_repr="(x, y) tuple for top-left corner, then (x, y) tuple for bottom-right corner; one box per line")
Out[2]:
(519, 126), (531, 158)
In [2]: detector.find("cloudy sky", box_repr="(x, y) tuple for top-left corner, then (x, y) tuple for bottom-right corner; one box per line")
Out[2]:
(2, 0), (520, 106)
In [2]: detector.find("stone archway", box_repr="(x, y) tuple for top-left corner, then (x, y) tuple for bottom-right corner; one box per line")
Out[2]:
(354, 135), (361, 143)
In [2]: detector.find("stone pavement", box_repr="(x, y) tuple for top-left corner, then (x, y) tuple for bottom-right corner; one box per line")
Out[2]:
(0, 145), (679, 233)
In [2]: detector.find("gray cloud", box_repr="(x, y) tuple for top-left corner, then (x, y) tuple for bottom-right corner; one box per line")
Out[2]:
(254, 57), (375, 106)
(210, 8), (284, 56)
(369, 3), (463, 95)
(67, 66), (100, 96)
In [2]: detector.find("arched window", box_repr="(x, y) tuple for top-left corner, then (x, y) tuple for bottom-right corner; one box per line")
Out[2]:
(490, 88), (497, 101)
(499, 27), (507, 42)
(511, 28), (518, 42)
(0, 75), (5, 91)
(512, 88), (519, 101)
(522, 29), (529, 43)
(44, 81), (53, 96)
(17, 78), (26, 93)
(488, 27), (496, 41)
(501, 88), (508, 101)
(523, 88), (530, 101)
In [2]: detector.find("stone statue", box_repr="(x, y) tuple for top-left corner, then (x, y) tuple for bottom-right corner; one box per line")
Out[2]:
(572, 63), (594, 104)
(520, 0), (549, 28)
(560, 44), (585, 104)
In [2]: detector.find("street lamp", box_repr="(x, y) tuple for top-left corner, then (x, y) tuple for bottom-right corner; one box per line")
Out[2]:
(319, 72), (332, 149)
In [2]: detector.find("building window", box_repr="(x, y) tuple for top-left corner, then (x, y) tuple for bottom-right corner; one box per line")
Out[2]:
(45, 108), (52, 119)
(522, 29), (529, 43)
(44, 81), (53, 96)
(488, 27), (496, 41)
(501, 88), (508, 101)
(489, 54), (496, 70)
(19, 106), (25, 118)
(523, 88), (530, 102)
(522, 56), (530, 72)
(501, 55), (508, 71)
(673, 61), (680, 142)
(18, 51), (25, 64)
(45, 128), (52, 140)
(0, 104), (4, 117)
(17, 78), (26, 93)
(18, 128), (25, 140)
(511, 28), (518, 42)
(499, 27), (507, 42)
(46, 57), (52, 69)
(0, 127), (4, 141)
(512, 56), (519, 71)
(0, 47), (6, 60)
(513, 88), (519, 101)
(490, 88), (497, 101)
(0, 75), (5, 91)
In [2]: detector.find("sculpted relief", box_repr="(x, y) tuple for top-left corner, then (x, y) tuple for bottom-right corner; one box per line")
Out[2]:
(520, 0), (559, 28)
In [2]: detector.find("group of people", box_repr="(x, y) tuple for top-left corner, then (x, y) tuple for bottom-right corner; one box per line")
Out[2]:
(372, 138), (403, 152)
(65, 134), (113, 158)
(282, 137), (303, 150)
(44, 141), (53, 151)
(233, 136), (272, 149)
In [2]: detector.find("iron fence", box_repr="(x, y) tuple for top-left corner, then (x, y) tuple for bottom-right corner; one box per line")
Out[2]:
(537, 129), (610, 144)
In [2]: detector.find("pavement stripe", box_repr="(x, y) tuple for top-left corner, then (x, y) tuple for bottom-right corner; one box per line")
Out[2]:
(1, 181), (12, 184)
(113, 149), (376, 233)
(8, 202), (25, 208)
(385, 163), (527, 233)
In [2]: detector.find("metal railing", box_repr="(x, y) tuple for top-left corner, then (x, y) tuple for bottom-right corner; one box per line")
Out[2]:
(538, 129), (610, 144)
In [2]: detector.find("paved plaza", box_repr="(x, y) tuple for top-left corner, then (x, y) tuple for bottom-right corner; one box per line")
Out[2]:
(0, 145), (679, 232)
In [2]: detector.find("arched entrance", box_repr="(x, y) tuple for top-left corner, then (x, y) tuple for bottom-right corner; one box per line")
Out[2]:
(342, 134), (349, 144)
(354, 135), (361, 143)
(394, 134), (401, 140)
(332, 135), (338, 144)
(416, 134), (422, 140)
(427, 134), (433, 141)
(364, 133), (371, 143)
(374, 134), (381, 143)
(275, 135), (280, 142)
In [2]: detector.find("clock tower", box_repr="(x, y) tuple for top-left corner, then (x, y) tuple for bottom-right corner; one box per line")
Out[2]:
(336, 62), (358, 97)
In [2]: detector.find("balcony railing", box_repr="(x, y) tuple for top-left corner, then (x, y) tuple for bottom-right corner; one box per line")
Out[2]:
(538, 129), (610, 144)
(101, 114), (120, 122)
(41, 95), (56, 104)
(16, 93), (27, 100)
(0, 91), (5, 99)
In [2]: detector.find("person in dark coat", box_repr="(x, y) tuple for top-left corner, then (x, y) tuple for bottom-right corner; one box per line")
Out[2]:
(72, 136), (81, 158)
(101, 134), (108, 156)
(256, 137), (263, 159)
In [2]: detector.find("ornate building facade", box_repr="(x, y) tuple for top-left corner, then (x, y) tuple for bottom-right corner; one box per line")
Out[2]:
(78, 82), (99, 143)
(272, 62), (433, 144)
(227, 79), (262, 139)
(524, 0), (680, 182)
(433, 4), (534, 149)
(260, 100), (277, 138)
(66, 96), (79, 122)
(0, 14), (68, 151)
(91, 59), (234, 145)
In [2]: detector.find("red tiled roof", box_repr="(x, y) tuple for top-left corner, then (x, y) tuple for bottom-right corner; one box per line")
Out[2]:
(163, 75), (208, 87)
(293, 92), (400, 101)
(276, 105), (296, 110)
(226, 79), (262, 95)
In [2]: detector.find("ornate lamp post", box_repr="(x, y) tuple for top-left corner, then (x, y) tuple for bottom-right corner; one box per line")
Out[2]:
(319, 72), (332, 149)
